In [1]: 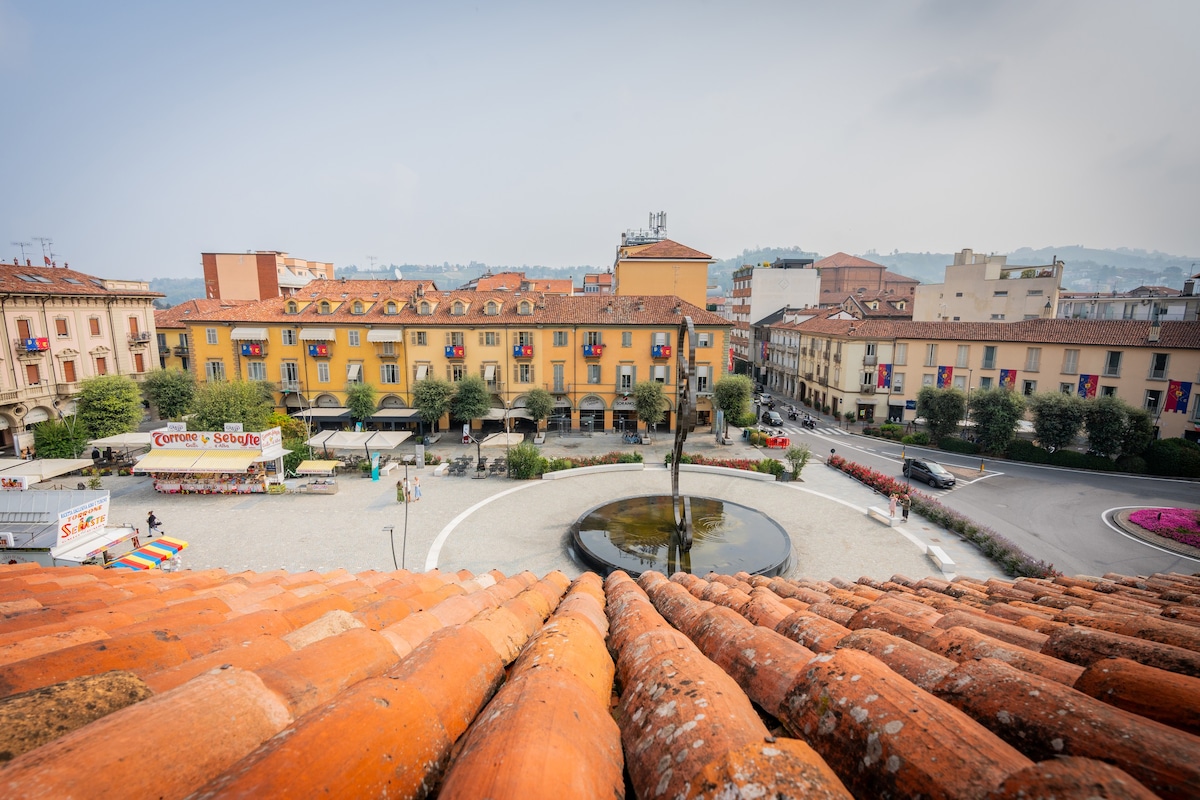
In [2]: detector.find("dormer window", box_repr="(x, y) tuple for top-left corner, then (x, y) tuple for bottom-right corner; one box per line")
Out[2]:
(485, 301), (499, 316)
(452, 301), (466, 316)
(897, 301), (906, 310)
(518, 300), (532, 316)
(385, 301), (398, 315)
(319, 301), (331, 314)
(419, 301), (431, 315)
(352, 301), (364, 314)
(286, 301), (298, 314)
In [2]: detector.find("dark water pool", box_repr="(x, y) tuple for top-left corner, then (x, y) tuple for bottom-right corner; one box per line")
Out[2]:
(570, 494), (791, 578)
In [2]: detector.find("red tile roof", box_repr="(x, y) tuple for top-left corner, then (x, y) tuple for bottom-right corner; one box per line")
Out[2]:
(812, 252), (886, 270)
(0, 263), (162, 298)
(155, 299), (252, 330)
(621, 239), (713, 260)
(3, 564), (1200, 797)
(778, 317), (1200, 349)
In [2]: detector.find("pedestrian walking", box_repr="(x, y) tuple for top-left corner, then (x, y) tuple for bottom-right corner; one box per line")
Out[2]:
(412, 476), (422, 502)
(888, 493), (898, 518)
(901, 494), (910, 522)
(147, 510), (162, 538)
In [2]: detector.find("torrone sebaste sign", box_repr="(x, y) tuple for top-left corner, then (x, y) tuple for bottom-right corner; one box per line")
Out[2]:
(150, 427), (284, 460)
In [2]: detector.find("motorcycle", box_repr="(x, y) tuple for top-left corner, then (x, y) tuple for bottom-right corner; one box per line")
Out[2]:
(802, 417), (816, 430)
(787, 409), (799, 421)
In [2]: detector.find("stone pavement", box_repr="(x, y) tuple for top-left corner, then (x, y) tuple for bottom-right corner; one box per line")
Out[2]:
(95, 428), (1004, 581)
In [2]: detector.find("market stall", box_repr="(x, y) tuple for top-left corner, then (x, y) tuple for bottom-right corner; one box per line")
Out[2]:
(136, 427), (287, 494)
(0, 490), (140, 567)
(108, 536), (188, 571)
(294, 459), (340, 494)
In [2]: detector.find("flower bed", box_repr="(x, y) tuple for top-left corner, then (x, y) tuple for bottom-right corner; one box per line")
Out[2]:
(1129, 508), (1200, 549)
(543, 451), (644, 474)
(665, 453), (784, 476)
(827, 454), (1058, 578)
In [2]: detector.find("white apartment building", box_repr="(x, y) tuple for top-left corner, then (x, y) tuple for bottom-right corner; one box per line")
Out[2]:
(913, 249), (1064, 322)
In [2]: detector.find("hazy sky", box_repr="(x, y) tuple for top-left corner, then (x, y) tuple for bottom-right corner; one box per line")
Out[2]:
(2, 1), (1198, 281)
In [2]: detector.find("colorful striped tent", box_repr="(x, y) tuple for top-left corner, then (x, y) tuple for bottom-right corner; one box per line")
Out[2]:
(107, 536), (188, 570)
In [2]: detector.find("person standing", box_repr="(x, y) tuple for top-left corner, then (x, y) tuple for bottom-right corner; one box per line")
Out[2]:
(412, 476), (422, 502)
(888, 493), (898, 518)
(901, 494), (911, 523)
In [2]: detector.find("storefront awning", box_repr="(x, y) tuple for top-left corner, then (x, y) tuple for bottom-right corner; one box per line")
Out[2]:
(298, 328), (337, 341)
(296, 460), (340, 475)
(192, 450), (259, 473)
(230, 327), (268, 341)
(52, 526), (140, 564)
(291, 407), (350, 419)
(368, 409), (420, 421)
(366, 329), (404, 342)
(133, 451), (203, 473)
(108, 537), (188, 571)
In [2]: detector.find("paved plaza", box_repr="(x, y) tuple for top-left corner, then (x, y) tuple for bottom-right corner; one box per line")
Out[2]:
(96, 431), (1004, 581)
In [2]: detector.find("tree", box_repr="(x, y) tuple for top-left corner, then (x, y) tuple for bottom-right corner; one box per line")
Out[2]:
(713, 375), (753, 434)
(523, 387), (555, 429)
(916, 386), (965, 441)
(413, 377), (454, 432)
(267, 411), (308, 441)
(345, 382), (377, 426)
(76, 375), (144, 438)
(1121, 406), (1155, 458)
(969, 388), (1026, 453)
(141, 369), (195, 419)
(784, 443), (810, 478)
(189, 381), (274, 431)
(633, 380), (667, 434)
(1027, 392), (1086, 452)
(33, 417), (90, 459)
(449, 375), (491, 424)
(1084, 395), (1130, 458)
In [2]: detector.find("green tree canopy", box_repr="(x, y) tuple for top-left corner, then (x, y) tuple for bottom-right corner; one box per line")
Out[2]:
(968, 387), (1026, 453)
(916, 386), (966, 441)
(413, 377), (454, 431)
(76, 375), (144, 438)
(33, 416), (90, 459)
(1084, 395), (1130, 458)
(522, 387), (555, 427)
(141, 369), (195, 419)
(345, 382), (378, 425)
(1027, 391), (1086, 451)
(267, 411), (308, 441)
(189, 381), (274, 431)
(633, 380), (667, 432)
(449, 375), (491, 422)
(713, 375), (753, 433)
(1121, 406), (1155, 458)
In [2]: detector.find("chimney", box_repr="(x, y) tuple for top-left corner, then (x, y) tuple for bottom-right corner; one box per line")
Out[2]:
(1184, 279), (1196, 297)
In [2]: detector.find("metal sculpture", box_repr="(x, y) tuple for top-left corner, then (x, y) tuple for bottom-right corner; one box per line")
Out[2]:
(671, 316), (699, 552)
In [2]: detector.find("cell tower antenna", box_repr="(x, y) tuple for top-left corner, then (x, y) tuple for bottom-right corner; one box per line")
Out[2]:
(10, 241), (31, 261)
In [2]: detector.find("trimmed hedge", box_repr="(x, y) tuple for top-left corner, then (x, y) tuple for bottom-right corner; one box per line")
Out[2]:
(938, 437), (981, 455)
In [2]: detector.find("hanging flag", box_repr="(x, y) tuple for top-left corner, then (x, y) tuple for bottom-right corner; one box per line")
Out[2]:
(44, 255), (52, 266)
(999, 369), (1018, 391)
(877, 363), (892, 389)
(1165, 380), (1192, 413)
(728, 347), (734, 373)
(937, 365), (953, 388)
(1077, 374), (1097, 399)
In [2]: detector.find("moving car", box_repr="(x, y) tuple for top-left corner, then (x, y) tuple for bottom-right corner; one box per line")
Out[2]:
(761, 410), (784, 427)
(902, 457), (956, 488)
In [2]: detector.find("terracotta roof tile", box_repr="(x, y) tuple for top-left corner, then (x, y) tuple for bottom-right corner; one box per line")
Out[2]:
(4, 563), (1200, 797)
(0, 263), (162, 299)
(620, 238), (713, 260)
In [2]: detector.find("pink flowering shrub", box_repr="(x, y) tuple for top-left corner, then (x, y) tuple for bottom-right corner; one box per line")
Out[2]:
(1130, 508), (1200, 549)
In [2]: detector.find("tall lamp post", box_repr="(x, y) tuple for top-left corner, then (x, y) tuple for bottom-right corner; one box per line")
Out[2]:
(961, 368), (973, 440)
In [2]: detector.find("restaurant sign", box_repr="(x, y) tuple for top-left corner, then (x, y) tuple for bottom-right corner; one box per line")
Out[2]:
(151, 426), (284, 460)
(55, 496), (110, 550)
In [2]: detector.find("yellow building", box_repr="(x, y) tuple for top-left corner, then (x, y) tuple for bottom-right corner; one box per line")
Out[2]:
(155, 300), (250, 375)
(613, 234), (713, 310)
(185, 280), (731, 434)
(767, 317), (1200, 442)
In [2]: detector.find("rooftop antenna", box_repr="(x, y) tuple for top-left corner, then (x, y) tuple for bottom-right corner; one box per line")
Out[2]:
(366, 256), (378, 271)
(393, 268), (403, 281)
(32, 237), (53, 265)
(10, 241), (31, 261)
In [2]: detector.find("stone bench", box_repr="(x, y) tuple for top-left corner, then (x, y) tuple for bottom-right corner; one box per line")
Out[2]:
(867, 506), (901, 527)
(379, 462), (398, 476)
(432, 463), (449, 477)
(927, 545), (956, 574)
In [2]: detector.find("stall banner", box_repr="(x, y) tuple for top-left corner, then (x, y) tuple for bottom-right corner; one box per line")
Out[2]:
(151, 426), (283, 454)
(0, 476), (28, 491)
(56, 496), (110, 550)
(1165, 380), (1192, 413)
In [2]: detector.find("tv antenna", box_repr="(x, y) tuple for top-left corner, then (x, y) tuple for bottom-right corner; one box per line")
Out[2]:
(366, 255), (378, 271)
(32, 237), (54, 265)
(10, 241), (31, 261)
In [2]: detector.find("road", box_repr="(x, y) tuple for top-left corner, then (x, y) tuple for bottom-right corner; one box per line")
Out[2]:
(755, 398), (1200, 578)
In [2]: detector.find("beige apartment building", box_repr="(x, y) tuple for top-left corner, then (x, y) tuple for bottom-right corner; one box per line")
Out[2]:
(0, 261), (161, 454)
(765, 317), (1200, 442)
(201, 251), (334, 301)
(913, 249), (1064, 322)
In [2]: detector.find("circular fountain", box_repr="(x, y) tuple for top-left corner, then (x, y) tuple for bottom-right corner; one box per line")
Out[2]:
(570, 494), (791, 578)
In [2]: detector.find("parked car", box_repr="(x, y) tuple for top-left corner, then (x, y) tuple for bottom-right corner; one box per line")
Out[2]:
(761, 410), (784, 427)
(902, 457), (956, 488)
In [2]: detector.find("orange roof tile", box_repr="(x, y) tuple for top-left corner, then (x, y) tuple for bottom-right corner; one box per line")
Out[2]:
(3, 563), (1200, 797)
(620, 238), (713, 260)
(812, 252), (886, 269)
(0, 263), (163, 298)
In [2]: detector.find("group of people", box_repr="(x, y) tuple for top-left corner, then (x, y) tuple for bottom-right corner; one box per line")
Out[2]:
(888, 492), (911, 522)
(398, 476), (422, 503)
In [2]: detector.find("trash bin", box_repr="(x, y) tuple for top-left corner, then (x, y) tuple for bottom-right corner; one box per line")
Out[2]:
(742, 429), (750, 440)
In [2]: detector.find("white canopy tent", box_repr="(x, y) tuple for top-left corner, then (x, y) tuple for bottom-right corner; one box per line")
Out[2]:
(304, 430), (412, 459)
(0, 459), (96, 482)
(479, 432), (523, 447)
(89, 433), (153, 448)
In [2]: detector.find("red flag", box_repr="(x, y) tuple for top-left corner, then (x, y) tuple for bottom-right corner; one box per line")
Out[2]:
(44, 256), (52, 266)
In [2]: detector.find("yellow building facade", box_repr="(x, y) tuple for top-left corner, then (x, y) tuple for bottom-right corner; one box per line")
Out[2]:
(613, 237), (713, 310)
(185, 281), (730, 433)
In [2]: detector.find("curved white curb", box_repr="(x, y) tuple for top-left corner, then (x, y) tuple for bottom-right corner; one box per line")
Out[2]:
(541, 463), (645, 480)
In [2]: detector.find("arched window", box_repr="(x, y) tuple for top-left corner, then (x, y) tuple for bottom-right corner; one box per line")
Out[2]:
(385, 301), (397, 315)
(485, 301), (499, 316)
(452, 301), (465, 316)
(286, 301), (298, 314)
(419, 301), (430, 315)
(518, 301), (532, 316)
(352, 301), (364, 314)
(319, 301), (331, 314)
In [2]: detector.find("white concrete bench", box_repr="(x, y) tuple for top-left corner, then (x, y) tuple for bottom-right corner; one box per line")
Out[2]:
(379, 462), (398, 476)
(433, 463), (449, 477)
(926, 545), (956, 573)
(867, 506), (901, 527)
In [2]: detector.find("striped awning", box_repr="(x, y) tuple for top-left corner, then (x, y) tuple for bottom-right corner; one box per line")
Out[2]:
(108, 536), (188, 571)
(134, 451), (203, 473)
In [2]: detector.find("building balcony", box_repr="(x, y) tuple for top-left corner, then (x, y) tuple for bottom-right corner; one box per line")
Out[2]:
(582, 344), (603, 358)
(158, 345), (173, 358)
(860, 384), (876, 395)
(833, 353), (841, 365)
(821, 351), (830, 362)
(651, 344), (672, 358)
(14, 338), (50, 355)
(128, 332), (152, 346)
(817, 375), (828, 387)
(547, 382), (571, 394)
(803, 372), (814, 381)
(444, 345), (465, 359)
(280, 380), (302, 393)
(513, 344), (534, 359)
(174, 345), (190, 356)
(863, 354), (877, 367)
(239, 343), (266, 358)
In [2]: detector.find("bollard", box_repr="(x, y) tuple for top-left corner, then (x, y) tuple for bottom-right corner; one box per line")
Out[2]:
(979, 460), (985, 474)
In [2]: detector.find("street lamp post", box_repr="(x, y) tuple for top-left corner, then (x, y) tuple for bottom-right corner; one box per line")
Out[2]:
(961, 368), (974, 440)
